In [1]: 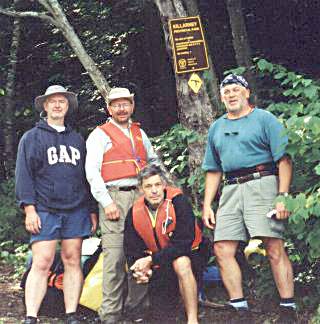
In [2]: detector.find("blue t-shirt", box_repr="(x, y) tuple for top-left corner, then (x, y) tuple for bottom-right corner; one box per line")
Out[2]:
(202, 108), (288, 172)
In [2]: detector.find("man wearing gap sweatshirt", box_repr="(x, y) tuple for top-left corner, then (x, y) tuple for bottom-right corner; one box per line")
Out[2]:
(15, 85), (98, 324)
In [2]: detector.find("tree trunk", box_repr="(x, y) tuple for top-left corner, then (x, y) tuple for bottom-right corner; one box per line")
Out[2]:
(226, 0), (259, 104)
(182, 0), (222, 112)
(3, 0), (21, 178)
(38, 0), (110, 101)
(0, 0), (112, 101)
(154, 0), (218, 208)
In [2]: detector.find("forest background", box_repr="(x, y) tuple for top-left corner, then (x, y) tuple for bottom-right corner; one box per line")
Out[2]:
(0, 0), (319, 321)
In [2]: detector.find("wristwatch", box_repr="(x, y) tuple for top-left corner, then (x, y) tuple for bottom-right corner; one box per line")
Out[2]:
(277, 192), (289, 197)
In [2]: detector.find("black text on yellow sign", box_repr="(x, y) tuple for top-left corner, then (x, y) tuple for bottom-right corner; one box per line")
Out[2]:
(169, 16), (209, 74)
(188, 73), (203, 94)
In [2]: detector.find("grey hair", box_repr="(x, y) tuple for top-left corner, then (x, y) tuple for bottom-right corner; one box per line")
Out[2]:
(138, 163), (168, 186)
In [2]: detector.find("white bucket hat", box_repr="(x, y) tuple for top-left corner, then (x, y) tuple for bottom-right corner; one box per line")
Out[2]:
(107, 87), (134, 105)
(34, 85), (78, 113)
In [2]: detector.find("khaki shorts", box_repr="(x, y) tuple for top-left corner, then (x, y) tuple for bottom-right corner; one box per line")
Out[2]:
(214, 175), (286, 242)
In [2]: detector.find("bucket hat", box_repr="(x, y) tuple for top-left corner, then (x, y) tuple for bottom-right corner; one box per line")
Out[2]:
(107, 87), (134, 105)
(34, 85), (78, 113)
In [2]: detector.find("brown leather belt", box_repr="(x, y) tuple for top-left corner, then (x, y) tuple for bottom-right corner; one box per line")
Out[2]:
(224, 170), (277, 185)
(225, 162), (276, 178)
(107, 186), (137, 191)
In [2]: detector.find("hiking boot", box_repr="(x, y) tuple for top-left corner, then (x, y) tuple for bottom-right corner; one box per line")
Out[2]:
(227, 306), (252, 324)
(23, 317), (38, 324)
(65, 313), (81, 324)
(275, 306), (298, 324)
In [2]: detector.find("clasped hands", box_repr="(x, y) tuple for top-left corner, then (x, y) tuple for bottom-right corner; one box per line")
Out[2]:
(130, 255), (153, 284)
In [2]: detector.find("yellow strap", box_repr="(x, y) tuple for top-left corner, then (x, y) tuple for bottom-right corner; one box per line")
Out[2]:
(129, 128), (136, 150)
(147, 208), (158, 228)
(102, 159), (142, 172)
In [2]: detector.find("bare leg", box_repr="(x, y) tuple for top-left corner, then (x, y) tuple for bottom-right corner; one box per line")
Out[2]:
(214, 240), (244, 299)
(25, 240), (57, 317)
(173, 256), (198, 324)
(61, 238), (83, 313)
(263, 237), (294, 298)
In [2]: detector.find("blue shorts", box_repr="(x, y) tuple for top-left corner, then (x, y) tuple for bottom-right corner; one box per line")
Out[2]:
(30, 205), (92, 244)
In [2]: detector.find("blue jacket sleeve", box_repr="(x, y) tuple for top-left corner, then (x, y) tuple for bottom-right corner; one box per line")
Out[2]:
(15, 133), (38, 208)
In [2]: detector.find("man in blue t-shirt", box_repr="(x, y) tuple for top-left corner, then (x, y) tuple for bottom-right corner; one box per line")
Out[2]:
(202, 75), (296, 323)
(16, 85), (98, 324)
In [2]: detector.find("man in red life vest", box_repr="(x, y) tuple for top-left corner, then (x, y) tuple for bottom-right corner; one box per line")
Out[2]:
(85, 88), (158, 323)
(124, 164), (203, 324)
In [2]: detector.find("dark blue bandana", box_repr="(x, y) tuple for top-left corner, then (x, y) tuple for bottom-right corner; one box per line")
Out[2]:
(220, 74), (249, 90)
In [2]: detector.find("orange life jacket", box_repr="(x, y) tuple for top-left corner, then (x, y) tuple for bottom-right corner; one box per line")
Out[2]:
(132, 187), (202, 253)
(99, 122), (147, 182)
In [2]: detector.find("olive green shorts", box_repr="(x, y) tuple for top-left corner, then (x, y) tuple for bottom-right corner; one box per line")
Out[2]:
(214, 175), (286, 242)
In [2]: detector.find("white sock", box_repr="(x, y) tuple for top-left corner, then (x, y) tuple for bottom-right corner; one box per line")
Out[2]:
(229, 298), (249, 309)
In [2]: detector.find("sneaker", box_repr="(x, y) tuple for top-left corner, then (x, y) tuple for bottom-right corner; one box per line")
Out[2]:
(23, 317), (38, 324)
(65, 313), (81, 324)
(276, 306), (297, 324)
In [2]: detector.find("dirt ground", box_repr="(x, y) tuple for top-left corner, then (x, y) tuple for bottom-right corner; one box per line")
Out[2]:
(0, 261), (311, 324)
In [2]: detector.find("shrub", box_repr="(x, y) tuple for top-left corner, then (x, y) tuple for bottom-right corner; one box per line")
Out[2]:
(0, 178), (27, 243)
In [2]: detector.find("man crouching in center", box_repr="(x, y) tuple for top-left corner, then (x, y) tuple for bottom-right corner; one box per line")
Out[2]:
(124, 164), (203, 324)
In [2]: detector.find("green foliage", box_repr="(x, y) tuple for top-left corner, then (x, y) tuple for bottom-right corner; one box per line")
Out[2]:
(248, 256), (278, 301)
(250, 58), (320, 309)
(151, 124), (204, 189)
(311, 305), (320, 324)
(253, 58), (320, 261)
(0, 178), (27, 243)
(0, 241), (28, 279)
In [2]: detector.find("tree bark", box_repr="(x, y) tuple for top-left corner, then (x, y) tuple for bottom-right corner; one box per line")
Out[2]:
(182, 0), (221, 112)
(226, 0), (259, 104)
(154, 0), (218, 208)
(3, 0), (21, 178)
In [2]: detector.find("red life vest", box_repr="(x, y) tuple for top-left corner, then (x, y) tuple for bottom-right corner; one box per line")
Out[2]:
(99, 122), (147, 182)
(132, 186), (202, 253)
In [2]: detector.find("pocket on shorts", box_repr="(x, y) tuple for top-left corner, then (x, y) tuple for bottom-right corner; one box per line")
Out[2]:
(269, 217), (286, 236)
(259, 176), (278, 200)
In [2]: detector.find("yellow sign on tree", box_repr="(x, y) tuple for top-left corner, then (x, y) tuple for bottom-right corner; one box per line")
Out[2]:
(188, 73), (203, 93)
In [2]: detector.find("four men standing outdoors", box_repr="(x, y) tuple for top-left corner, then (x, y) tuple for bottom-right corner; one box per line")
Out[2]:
(16, 76), (296, 323)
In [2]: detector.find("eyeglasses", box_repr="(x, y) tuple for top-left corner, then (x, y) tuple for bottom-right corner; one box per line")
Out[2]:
(109, 103), (132, 109)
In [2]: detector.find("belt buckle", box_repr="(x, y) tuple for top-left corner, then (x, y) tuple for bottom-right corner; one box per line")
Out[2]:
(236, 177), (241, 184)
(252, 172), (261, 179)
(224, 179), (231, 186)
